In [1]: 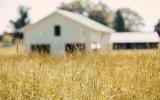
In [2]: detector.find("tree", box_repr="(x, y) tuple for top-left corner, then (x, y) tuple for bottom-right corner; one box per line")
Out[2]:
(155, 20), (160, 36)
(89, 10), (107, 25)
(59, 0), (113, 27)
(10, 6), (30, 39)
(114, 10), (125, 32)
(59, 0), (87, 14)
(0, 35), (3, 42)
(118, 8), (144, 32)
(88, 1), (112, 26)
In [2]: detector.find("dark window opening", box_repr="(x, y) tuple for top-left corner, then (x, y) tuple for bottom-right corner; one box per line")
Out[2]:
(54, 25), (61, 36)
(65, 43), (86, 53)
(31, 44), (50, 54)
(113, 43), (158, 50)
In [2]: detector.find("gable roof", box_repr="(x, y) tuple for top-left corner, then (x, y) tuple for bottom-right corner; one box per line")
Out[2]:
(110, 32), (160, 43)
(20, 9), (114, 33)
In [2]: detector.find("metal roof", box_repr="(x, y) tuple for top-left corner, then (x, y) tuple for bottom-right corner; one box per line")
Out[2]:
(110, 32), (160, 43)
(56, 9), (115, 33)
(20, 9), (115, 33)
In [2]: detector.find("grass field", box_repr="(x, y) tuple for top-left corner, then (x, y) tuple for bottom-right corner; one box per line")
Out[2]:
(0, 46), (160, 100)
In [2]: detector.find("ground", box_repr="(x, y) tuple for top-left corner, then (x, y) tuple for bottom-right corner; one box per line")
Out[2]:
(0, 46), (159, 100)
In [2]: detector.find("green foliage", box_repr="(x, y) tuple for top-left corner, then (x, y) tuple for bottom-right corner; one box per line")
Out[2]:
(10, 6), (30, 39)
(59, 0), (113, 26)
(0, 35), (3, 42)
(155, 20), (160, 36)
(60, 0), (86, 14)
(10, 6), (30, 29)
(59, 0), (145, 32)
(114, 10), (125, 32)
(89, 10), (108, 25)
(118, 8), (144, 32)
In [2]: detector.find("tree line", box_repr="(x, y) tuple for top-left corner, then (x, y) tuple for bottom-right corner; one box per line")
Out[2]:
(59, 0), (144, 32)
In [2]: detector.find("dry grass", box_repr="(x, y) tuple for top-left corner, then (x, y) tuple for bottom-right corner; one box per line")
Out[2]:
(0, 46), (160, 100)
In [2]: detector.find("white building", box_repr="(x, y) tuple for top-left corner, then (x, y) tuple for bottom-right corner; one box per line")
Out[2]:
(20, 9), (160, 54)
(110, 32), (160, 49)
(20, 9), (114, 54)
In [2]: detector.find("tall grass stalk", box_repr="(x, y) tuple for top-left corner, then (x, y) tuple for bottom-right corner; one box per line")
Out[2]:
(0, 48), (160, 99)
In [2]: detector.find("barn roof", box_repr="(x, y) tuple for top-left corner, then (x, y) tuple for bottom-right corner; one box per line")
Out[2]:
(20, 9), (114, 33)
(110, 32), (160, 43)
(56, 9), (114, 33)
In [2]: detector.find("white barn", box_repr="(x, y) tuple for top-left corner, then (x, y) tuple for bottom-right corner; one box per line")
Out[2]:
(20, 9), (114, 54)
(20, 9), (160, 54)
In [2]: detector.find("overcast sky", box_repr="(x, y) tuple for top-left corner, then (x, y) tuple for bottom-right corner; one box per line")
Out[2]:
(0, 0), (160, 34)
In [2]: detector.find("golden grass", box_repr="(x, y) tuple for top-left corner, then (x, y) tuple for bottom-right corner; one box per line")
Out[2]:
(0, 45), (25, 56)
(0, 46), (160, 100)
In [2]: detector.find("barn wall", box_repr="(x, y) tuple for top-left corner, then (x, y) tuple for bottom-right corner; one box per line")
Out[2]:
(24, 13), (106, 54)
(100, 33), (112, 51)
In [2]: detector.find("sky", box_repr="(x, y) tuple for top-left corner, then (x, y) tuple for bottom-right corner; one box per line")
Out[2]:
(0, 0), (160, 34)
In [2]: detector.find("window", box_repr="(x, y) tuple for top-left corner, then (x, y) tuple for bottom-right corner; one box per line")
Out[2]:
(54, 25), (61, 36)
(31, 44), (50, 54)
(113, 43), (158, 49)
